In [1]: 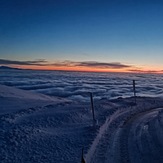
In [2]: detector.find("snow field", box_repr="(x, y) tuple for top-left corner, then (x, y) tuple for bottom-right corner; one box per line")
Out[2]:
(1, 85), (163, 162)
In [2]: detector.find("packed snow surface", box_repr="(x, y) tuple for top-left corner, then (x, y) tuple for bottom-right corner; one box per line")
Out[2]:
(1, 84), (163, 163)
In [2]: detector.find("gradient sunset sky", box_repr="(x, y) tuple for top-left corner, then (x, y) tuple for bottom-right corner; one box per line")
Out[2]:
(0, 0), (163, 73)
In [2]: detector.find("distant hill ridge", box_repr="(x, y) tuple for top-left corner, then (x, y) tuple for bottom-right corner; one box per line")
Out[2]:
(0, 66), (21, 70)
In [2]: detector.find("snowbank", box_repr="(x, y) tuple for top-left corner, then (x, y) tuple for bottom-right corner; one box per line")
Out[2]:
(0, 84), (68, 114)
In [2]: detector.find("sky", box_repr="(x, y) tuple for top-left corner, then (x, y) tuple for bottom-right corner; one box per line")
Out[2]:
(0, 0), (163, 73)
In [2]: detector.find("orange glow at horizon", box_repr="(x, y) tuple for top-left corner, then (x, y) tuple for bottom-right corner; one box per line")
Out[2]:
(11, 64), (163, 74)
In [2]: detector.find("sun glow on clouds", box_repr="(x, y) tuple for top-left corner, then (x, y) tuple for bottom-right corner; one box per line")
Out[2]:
(0, 59), (163, 73)
(19, 65), (129, 73)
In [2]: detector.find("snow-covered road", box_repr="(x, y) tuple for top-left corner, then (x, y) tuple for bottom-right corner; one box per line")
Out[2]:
(95, 108), (163, 163)
(124, 108), (163, 163)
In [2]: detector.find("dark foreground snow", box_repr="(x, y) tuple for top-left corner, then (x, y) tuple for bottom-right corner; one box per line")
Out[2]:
(0, 84), (163, 163)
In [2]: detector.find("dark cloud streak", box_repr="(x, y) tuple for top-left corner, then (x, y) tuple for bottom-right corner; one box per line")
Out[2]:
(76, 61), (131, 69)
(129, 69), (163, 73)
(51, 61), (132, 69)
(0, 59), (133, 69)
(0, 59), (47, 66)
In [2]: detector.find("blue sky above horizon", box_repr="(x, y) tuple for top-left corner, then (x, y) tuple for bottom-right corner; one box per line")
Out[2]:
(0, 0), (163, 72)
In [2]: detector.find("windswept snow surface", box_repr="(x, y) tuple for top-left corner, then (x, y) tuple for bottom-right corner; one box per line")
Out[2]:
(1, 85), (163, 163)
(0, 84), (64, 114)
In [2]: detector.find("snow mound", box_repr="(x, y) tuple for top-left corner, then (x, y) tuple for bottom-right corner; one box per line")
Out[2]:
(0, 84), (69, 114)
(0, 84), (59, 101)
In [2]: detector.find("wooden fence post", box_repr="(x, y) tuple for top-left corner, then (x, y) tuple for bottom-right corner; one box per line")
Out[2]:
(90, 92), (95, 123)
(133, 80), (136, 104)
(81, 148), (86, 163)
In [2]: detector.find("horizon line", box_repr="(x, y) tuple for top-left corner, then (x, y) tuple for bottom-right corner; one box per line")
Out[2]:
(1, 65), (163, 74)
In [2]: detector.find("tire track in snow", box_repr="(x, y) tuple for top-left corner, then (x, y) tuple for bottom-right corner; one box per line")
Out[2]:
(85, 107), (131, 163)
(122, 108), (163, 163)
(119, 126), (130, 163)
(86, 98), (163, 163)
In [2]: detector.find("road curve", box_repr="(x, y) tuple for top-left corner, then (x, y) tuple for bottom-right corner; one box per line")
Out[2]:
(112, 108), (163, 163)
